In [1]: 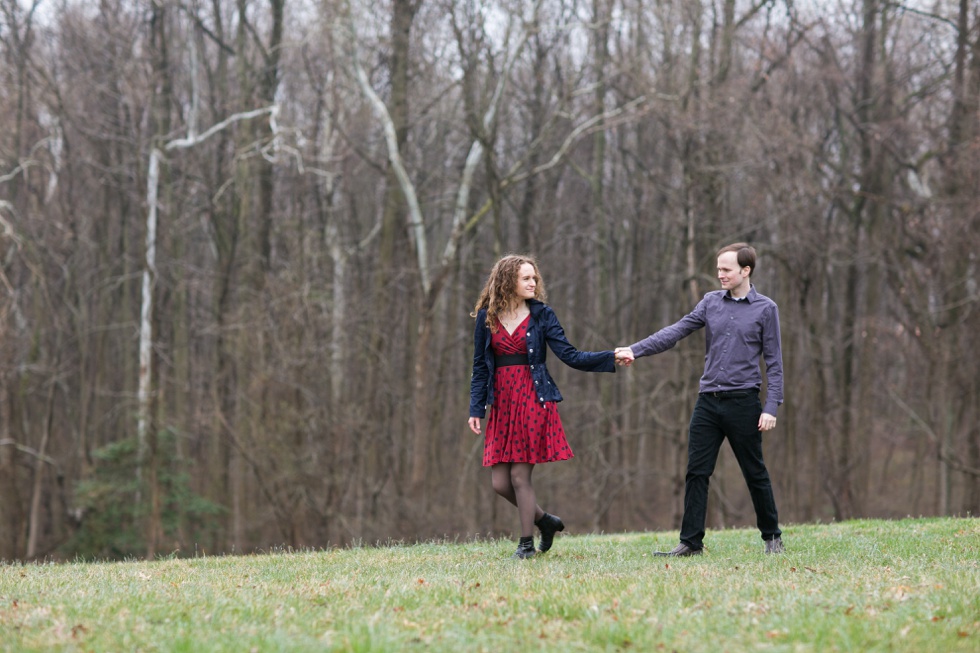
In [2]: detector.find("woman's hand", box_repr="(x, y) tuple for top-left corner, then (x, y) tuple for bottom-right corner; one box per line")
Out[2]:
(614, 347), (635, 366)
(468, 417), (482, 435)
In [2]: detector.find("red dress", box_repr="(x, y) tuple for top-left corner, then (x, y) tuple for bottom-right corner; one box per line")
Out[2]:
(483, 315), (573, 466)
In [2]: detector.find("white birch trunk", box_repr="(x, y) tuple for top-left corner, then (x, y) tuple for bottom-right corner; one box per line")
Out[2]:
(137, 106), (278, 472)
(137, 148), (161, 463)
(348, 56), (430, 294)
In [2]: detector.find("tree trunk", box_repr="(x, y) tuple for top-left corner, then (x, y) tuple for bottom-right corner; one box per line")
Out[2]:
(139, 0), (174, 559)
(25, 377), (54, 558)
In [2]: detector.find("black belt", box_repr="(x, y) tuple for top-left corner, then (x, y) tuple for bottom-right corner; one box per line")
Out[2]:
(495, 353), (529, 367)
(700, 389), (758, 399)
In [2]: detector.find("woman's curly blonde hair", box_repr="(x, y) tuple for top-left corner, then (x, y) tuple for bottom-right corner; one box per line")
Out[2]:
(471, 254), (547, 333)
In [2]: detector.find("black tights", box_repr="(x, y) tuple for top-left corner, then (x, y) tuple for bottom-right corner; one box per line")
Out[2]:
(491, 463), (545, 538)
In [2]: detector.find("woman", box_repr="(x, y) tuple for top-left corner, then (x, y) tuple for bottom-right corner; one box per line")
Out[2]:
(468, 254), (616, 558)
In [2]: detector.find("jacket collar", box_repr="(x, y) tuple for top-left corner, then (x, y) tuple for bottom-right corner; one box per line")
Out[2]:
(527, 298), (546, 315)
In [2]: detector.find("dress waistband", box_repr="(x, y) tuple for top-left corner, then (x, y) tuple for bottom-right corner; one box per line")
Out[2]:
(495, 353), (530, 367)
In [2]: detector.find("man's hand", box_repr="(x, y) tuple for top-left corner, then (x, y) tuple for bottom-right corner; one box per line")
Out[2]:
(614, 347), (635, 366)
(759, 413), (777, 432)
(468, 417), (482, 435)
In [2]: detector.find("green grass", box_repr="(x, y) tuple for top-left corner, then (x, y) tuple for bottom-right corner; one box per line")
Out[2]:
(2, 517), (978, 652)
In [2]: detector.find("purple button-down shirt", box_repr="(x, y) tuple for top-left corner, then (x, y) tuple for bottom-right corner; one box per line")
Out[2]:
(629, 286), (784, 416)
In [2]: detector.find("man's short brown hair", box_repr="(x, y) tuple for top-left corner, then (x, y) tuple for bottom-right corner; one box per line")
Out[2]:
(717, 243), (757, 276)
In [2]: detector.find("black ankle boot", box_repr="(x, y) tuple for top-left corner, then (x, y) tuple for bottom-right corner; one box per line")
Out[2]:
(535, 513), (565, 553)
(512, 536), (535, 559)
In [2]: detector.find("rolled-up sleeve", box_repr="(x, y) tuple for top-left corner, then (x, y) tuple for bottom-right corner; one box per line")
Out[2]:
(761, 304), (783, 416)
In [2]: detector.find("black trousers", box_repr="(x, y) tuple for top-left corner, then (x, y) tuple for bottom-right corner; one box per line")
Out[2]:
(679, 391), (781, 550)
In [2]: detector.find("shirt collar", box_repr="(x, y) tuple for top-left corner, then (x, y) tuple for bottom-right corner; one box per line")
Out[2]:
(726, 285), (757, 303)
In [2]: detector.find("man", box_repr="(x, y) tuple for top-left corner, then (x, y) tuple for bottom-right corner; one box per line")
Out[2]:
(616, 243), (784, 556)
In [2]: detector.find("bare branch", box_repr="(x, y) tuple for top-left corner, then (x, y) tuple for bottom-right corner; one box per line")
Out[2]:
(884, 2), (959, 30)
(165, 106), (278, 151)
(177, 3), (237, 56)
(0, 137), (54, 184)
(0, 439), (57, 466)
(511, 95), (648, 185)
(457, 94), (649, 236)
(735, 0), (775, 30)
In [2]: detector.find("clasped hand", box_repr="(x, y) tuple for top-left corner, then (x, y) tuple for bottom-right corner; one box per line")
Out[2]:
(614, 346), (635, 366)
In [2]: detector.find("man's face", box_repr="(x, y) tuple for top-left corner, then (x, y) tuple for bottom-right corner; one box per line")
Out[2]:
(717, 252), (750, 292)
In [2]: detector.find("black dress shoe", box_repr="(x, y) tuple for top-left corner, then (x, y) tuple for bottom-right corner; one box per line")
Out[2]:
(653, 542), (702, 557)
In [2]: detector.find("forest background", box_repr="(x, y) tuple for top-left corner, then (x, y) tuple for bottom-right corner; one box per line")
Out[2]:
(0, 0), (977, 562)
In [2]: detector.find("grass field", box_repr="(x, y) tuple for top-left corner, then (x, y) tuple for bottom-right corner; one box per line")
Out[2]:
(2, 517), (978, 652)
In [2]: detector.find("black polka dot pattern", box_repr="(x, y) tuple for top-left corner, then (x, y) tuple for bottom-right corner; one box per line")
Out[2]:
(483, 316), (573, 467)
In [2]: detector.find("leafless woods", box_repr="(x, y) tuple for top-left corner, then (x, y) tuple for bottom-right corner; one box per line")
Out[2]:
(0, 0), (977, 560)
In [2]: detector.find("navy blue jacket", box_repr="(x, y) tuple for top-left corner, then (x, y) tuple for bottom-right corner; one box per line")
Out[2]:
(469, 299), (616, 418)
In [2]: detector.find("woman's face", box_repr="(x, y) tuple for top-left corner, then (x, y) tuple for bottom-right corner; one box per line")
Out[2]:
(514, 263), (538, 301)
